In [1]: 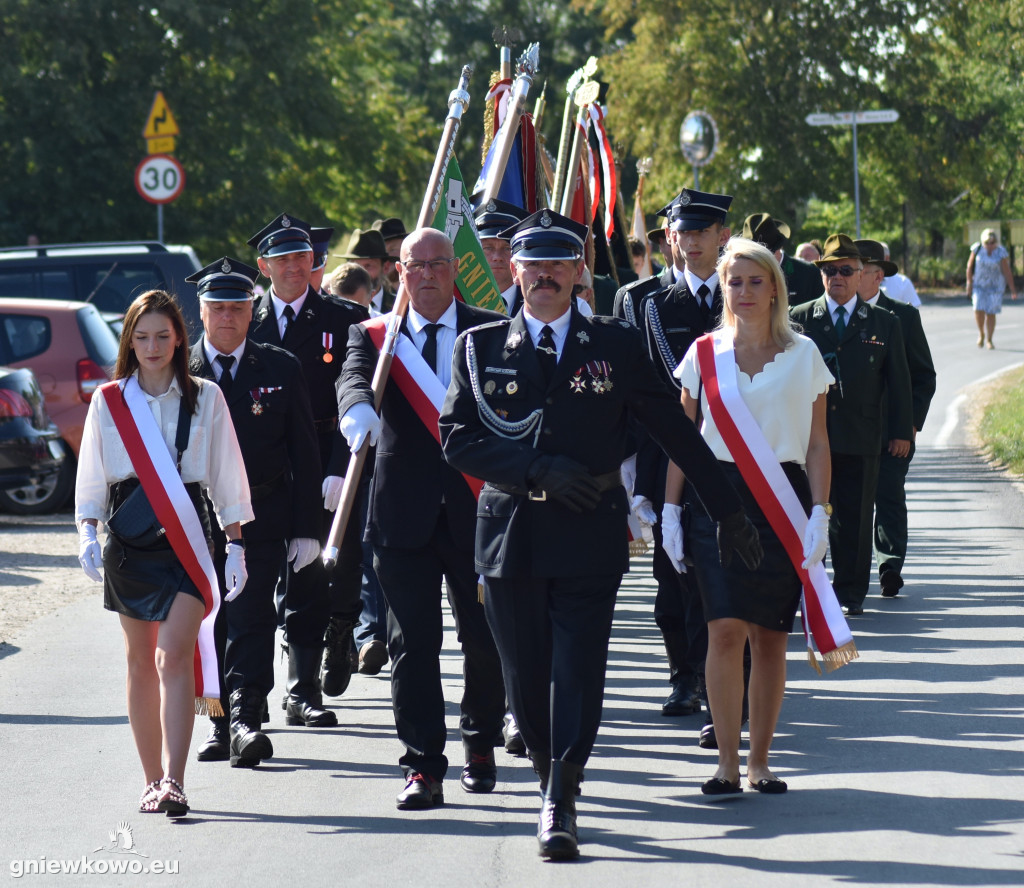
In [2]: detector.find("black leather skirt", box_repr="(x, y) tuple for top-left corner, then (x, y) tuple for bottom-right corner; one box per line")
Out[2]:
(102, 479), (213, 622)
(686, 461), (811, 633)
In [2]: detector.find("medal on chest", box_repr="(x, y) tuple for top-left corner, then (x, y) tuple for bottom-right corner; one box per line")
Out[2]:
(322, 332), (334, 363)
(249, 386), (283, 415)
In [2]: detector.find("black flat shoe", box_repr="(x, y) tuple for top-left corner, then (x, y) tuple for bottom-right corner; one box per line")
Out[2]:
(701, 777), (742, 795)
(749, 777), (788, 794)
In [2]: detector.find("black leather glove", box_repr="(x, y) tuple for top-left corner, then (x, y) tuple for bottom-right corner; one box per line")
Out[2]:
(526, 455), (602, 513)
(717, 509), (764, 570)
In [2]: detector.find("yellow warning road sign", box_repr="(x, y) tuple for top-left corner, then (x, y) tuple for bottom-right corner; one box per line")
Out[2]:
(142, 91), (180, 139)
(147, 136), (176, 155)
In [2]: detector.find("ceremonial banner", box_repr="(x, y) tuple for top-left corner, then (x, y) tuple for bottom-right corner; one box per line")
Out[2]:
(431, 153), (506, 315)
(632, 193), (652, 278)
(474, 114), (541, 213)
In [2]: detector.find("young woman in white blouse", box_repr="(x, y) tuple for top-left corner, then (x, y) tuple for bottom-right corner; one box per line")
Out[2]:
(75, 290), (253, 816)
(664, 239), (832, 795)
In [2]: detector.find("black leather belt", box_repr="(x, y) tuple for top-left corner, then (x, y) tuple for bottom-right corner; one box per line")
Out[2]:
(314, 417), (339, 433)
(488, 469), (623, 502)
(249, 470), (286, 501)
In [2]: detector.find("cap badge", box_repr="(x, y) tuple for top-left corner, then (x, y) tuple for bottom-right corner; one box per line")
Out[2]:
(540, 210), (552, 228)
(221, 259), (232, 273)
(678, 191), (691, 207)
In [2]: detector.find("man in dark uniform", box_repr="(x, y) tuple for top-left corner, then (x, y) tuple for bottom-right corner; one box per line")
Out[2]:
(741, 213), (821, 307)
(790, 234), (914, 615)
(247, 213), (369, 725)
(188, 258), (322, 767)
(337, 228), (506, 811)
(613, 189), (731, 732)
(855, 239), (936, 597)
(439, 209), (762, 861)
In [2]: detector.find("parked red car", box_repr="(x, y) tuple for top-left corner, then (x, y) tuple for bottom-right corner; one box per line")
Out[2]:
(0, 298), (118, 512)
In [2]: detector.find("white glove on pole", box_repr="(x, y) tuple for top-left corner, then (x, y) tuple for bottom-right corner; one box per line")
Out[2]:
(224, 544), (248, 602)
(78, 524), (103, 582)
(322, 476), (345, 511)
(340, 402), (381, 454)
(661, 503), (687, 574)
(287, 537), (321, 572)
(630, 494), (658, 527)
(620, 454), (637, 497)
(802, 504), (830, 568)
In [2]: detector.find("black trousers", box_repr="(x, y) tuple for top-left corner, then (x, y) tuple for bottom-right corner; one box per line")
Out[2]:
(829, 451), (881, 608)
(651, 518), (708, 685)
(373, 511), (505, 781)
(484, 573), (621, 766)
(874, 441), (915, 578)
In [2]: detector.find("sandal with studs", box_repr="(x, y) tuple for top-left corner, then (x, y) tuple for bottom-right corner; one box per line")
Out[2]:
(139, 780), (162, 813)
(156, 777), (190, 817)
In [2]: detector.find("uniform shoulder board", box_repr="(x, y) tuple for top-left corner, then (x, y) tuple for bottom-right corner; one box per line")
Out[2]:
(621, 274), (663, 297)
(590, 315), (635, 330)
(466, 318), (512, 334)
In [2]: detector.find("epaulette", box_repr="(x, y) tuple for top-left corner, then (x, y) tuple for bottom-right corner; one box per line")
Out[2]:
(590, 315), (636, 330)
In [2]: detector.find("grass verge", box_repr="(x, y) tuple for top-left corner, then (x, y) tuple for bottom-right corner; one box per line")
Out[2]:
(978, 365), (1024, 477)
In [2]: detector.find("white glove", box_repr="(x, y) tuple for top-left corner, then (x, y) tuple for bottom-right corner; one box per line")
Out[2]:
(620, 454), (637, 497)
(287, 537), (321, 572)
(661, 503), (687, 574)
(78, 524), (103, 582)
(630, 494), (658, 527)
(340, 402), (381, 454)
(322, 475), (344, 511)
(224, 544), (248, 602)
(802, 504), (830, 569)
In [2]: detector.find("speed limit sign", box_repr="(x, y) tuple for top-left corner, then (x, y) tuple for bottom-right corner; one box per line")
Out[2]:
(134, 154), (186, 205)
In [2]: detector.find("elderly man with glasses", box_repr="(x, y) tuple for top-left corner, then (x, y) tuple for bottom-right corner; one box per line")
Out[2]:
(790, 234), (914, 616)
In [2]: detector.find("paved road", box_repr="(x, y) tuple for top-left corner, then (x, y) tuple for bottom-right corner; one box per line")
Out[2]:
(1, 300), (1022, 886)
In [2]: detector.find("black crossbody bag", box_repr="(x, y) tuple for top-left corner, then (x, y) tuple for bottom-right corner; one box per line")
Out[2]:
(107, 396), (192, 548)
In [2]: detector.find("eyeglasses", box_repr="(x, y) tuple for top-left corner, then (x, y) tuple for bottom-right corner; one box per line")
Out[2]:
(401, 258), (455, 274)
(821, 264), (859, 278)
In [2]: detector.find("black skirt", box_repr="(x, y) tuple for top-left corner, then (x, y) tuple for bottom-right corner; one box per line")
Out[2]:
(102, 479), (213, 622)
(686, 461), (811, 633)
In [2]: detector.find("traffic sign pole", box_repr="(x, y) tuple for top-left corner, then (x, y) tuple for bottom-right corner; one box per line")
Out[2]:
(805, 109), (899, 237)
(138, 91), (183, 242)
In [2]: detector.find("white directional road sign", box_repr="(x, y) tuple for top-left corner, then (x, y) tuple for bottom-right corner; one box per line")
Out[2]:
(134, 154), (186, 205)
(805, 109), (900, 126)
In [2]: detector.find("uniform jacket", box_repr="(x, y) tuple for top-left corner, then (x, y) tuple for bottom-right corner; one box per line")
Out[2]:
(439, 305), (742, 579)
(249, 285), (369, 477)
(875, 290), (936, 434)
(612, 267), (674, 329)
(337, 300), (503, 551)
(781, 254), (823, 308)
(189, 338), (321, 543)
(790, 296), (914, 456)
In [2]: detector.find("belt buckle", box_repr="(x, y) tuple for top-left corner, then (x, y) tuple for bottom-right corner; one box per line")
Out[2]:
(528, 489), (547, 502)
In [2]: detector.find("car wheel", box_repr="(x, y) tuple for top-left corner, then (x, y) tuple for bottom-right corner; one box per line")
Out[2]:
(0, 446), (75, 515)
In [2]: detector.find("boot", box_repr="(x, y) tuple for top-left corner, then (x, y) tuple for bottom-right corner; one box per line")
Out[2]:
(196, 716), (230, 762)
(229, 689), (274, 768)
(537, 760), (583, 860)
(660, 628), (700, 715)
(321, 617), (355, 697)
(530, 750), (551, 793)
(284, 644), (339, 727)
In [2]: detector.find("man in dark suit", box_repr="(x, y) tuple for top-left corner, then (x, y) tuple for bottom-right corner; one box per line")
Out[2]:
(741, 213), (821, 307)
(247, 213), (369, 725)
(612, 188), (732, 731)
(336, 227), (506, 811)
(790, 234), (915, 615)
(186, 258), (322, 768)
(855, 240), (937, 597)
(439, 209), (762, 861)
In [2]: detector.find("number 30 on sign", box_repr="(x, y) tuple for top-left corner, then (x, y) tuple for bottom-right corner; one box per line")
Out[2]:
(134, 155), (186, 205)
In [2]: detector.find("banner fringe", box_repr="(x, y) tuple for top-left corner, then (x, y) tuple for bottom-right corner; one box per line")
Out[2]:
(821, 640), (859, 673)
(196, 697), (224, 717)
(806, 647), (822, 676)
(628, 538), (649, 557)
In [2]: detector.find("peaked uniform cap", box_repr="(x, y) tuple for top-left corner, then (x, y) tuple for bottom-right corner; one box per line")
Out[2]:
(474, 198), (528, 240)
(186, 257), (259, 301)
(657, 188), (732, 232)
(247, 213), (314, 258)
(502, 209), (588, 261)
(310, 226), (335, 271)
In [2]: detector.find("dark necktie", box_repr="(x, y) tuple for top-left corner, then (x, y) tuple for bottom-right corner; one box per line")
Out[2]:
(421, 323), (441, 375)
(697, 284), (712, 328)
(537, 325), (557, 383)
(281, 304), (295, 342)
(835, 304), (847, 337)
(215, 355), (235, 396)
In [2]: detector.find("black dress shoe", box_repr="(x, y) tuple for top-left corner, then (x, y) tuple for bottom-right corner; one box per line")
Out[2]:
(357, 639), (388, 675)
(284, 698), (338, 727)
(880, 571), (903, 598)
(396, 773), (444, 810)
(842, 604), (865, 616)
(196, 718), (230, 762)
(698, 722), (718, 749)
(461, 751), (497, 793)
(662, 682), (700, 716)
(503, 712), (527, 756)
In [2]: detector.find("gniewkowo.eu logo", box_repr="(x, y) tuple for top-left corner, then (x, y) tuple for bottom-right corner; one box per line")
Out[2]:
(10, 821), (179, 877)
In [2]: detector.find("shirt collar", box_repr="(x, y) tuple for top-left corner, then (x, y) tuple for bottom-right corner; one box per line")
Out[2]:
(407, 298), (458, 334)
(522, 305), (572, 344)
(683, 268), (718, 299)
(270, 290), (306, 319)
(203, 338), (246, 370)
(130, 369), (182, 399)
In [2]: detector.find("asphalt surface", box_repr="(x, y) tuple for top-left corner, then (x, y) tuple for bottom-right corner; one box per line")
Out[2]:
(1, 299), (1022, 886)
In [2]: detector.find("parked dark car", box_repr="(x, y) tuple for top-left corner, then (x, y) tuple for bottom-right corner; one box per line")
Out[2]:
(0, 365), (65, 503)
(0, 241), (203, 337)
(0, 299), (119, 513)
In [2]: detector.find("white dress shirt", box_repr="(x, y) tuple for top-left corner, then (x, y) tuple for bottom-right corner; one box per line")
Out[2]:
(406, 300), (459, 389)
(271, 291), (307, 340)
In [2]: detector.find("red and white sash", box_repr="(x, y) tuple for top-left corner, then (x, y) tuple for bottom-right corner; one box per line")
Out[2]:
(364, 315), (483, 498)
(694, 332), (858, 673)
(101, 378), (223, 712)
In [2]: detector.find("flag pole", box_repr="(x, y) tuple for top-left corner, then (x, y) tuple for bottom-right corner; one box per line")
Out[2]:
(323, 65), (473, 568)
(480, 43), (540, 203)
